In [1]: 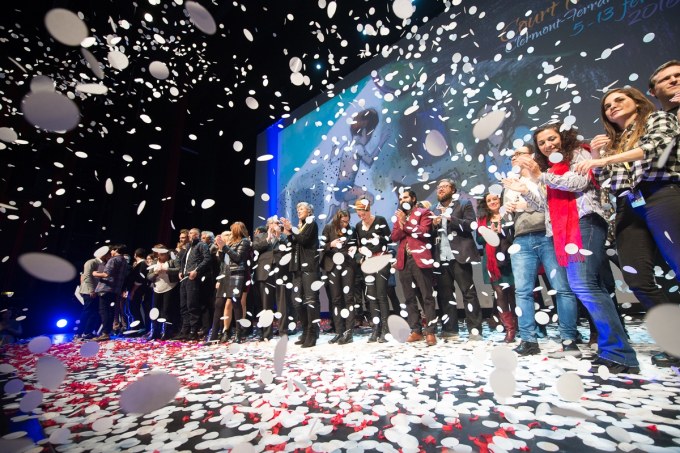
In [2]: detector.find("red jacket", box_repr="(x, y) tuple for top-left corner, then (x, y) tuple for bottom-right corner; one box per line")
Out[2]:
(391, 206), (434, 270)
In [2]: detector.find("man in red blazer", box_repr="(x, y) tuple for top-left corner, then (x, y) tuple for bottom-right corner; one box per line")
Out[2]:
(391, 189), (438, 346)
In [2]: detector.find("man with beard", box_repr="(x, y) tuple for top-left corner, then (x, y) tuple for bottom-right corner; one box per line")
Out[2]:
(391, 189), (438, 346)
(432, 179), (484, 341)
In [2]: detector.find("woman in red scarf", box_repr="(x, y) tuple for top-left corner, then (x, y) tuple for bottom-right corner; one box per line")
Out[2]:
(517, 123), (638, 373)
(476, 192), (516, 342)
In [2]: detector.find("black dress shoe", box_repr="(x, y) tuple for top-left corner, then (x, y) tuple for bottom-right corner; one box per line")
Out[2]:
(651, 352), (680, 367)
(172, 331), (189, 341)
(440, 331), (459, 339)
(328, 334), (342, 344)
(514, 341), (540, 356)
(590, 356), (640, 374)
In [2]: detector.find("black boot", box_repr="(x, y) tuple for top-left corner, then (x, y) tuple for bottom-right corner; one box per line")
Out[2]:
(294, 305), (308, 345)
(367, 325), (379, 343)
(204, 327), (219, 345)
(302, 322), (318, 348)
(235, 325), (244, 343)
(160, 324), (171, 341)
(378, 323), (389, 343)
(329, 333), (343, 344)
(338, 330), (353, 345)
(377, 306), (389, 343)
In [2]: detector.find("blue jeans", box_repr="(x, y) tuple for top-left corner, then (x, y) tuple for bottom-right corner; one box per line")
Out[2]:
(512, 232), (578, 343)
(567, 215), (638, 367)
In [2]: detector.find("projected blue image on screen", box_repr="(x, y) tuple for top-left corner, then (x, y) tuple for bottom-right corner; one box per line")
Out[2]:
(267, 0), (680, 225)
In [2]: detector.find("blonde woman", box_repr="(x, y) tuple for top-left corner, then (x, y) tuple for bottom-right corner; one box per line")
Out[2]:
(282, 202), (320, 348)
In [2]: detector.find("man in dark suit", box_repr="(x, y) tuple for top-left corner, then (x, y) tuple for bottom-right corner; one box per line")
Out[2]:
(432, 179), (483, 340)
(176, 227), (212, 341)
(253, 216), (290, 340)
(391, 189), (438, 346)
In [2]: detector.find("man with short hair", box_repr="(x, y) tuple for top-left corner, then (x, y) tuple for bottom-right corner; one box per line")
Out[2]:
(649, 60), (680, 117)
(177, 229), (190, 254)
(432, 178), (483, 340)
(253, 216), (290, 340)
(176, 228), (211, 340)
(647, 60), (680, 368)
(391, 189), (438, 346)
(199, 230), (217, 337)
(93, 244), (128, 341)
(75, 247), (109, 340)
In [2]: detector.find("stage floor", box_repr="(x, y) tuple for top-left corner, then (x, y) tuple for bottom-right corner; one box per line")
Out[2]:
(1, 319), (680, 452)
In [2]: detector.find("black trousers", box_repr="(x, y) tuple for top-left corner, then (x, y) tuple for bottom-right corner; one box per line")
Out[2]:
(98, 292), (117, 335)
(154, 285), (180, 327)
(364, 263), (391, 333)
(199, 275), (215, 332)
(292, 270), (320, 333)
(179, 278), (202, 333)
(126, 288), (152, 330)
(436, 259), (482, 333)
(328, 262), (357, 334)
(78, 293), (100, 335)
(616, 183), (680, 308)
(399, 255), (437, 334)
(257, 278), (289, 338)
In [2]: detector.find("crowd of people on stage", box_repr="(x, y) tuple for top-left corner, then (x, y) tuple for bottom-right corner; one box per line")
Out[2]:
(73, 60), (680, 374)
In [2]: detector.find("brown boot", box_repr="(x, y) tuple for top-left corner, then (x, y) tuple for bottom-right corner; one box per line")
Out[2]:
(499, 312), (516, 343)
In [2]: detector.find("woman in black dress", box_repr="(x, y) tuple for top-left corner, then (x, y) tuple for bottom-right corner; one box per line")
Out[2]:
(353, 198), (392, 343)
(321, 209), (357, 344)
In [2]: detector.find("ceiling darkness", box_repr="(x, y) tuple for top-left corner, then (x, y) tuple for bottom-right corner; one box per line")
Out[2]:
(0, 0), (448, 331)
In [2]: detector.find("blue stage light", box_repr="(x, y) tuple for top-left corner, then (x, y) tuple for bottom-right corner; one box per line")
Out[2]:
(56, 319), (68, 328)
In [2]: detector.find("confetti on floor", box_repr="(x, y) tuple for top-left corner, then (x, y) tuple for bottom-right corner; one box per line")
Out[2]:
(1, 319), (679, 452)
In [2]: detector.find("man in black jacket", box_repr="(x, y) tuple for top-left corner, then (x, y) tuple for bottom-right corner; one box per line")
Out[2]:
(176, 228), (211, 340)
(282, 202), (320, 348)
(432, 179), (483, 340)
(253, 216), (290, 340)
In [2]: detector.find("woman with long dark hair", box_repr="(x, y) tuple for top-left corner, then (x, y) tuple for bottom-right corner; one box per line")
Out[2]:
(353, 198), (392, 343)
(211, 222), (252, 343)
(575, 86), (680, 368)
(282, 202), (320, 348)
(476, 192), (516, 342)
(321, 209), (357, 344)
(513, 122), (638, 373)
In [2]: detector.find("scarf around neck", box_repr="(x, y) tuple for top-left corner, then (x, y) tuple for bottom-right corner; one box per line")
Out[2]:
(477, 216), (502, 282)
(546, 160), (584, 267)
